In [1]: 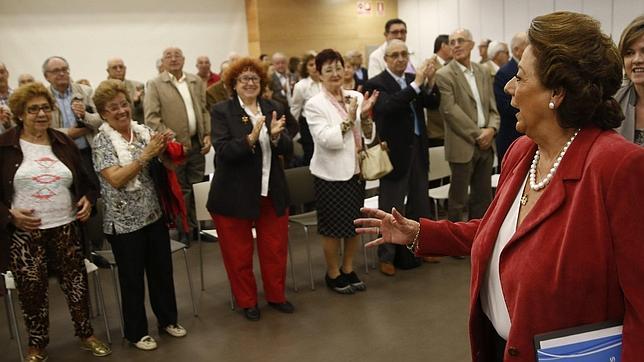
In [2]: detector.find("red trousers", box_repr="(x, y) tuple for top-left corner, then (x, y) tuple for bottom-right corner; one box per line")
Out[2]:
(211, 197), (289, 308)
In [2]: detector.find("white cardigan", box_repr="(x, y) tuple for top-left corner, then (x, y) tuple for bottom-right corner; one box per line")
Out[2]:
(304, 89), (376, 181)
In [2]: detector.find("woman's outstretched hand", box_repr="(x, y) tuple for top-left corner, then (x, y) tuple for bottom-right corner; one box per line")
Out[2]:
(354, 207), (420, 248)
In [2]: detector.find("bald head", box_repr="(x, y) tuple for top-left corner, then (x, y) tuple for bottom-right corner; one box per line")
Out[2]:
(196, 56), (212, 77)
(449, 28), (475, 66)
(18, 73), (35, 86)
(162, 47), (185, 77)
(272, 52), (287, 74)
(107, 57), (126, 80)
(510, 32), (529, 60)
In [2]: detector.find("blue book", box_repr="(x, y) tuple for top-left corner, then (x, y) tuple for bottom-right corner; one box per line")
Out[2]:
(534, 322), (622, 361)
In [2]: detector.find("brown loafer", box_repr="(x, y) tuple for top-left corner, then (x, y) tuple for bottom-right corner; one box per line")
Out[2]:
(379, 261), (396, 276)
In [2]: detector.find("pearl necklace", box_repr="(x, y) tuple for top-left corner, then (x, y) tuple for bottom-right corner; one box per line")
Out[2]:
(520, 129), (580, 206)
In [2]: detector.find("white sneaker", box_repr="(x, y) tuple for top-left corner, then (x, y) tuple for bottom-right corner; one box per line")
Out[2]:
(163, 324), (187, 337)
(133, 335), (158, 351)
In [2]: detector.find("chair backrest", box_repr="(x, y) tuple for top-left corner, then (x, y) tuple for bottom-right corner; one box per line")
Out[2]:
(284, 166), (316, 207)
(428, 146), (451, 181)
(192, 181), (212, 222)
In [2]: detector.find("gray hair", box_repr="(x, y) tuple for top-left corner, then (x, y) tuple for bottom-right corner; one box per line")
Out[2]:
(487, 41), (508, 60)
(510, 32), (529, 53)
(384, 39), (408, 55)
(42, 56), (69, 75)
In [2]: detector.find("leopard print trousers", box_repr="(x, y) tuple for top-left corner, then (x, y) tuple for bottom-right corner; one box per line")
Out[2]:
(9, 222), (93, 348)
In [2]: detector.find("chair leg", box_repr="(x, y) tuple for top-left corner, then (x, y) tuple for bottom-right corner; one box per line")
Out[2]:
(229, 288), (235, 311)
(287, 241), (298, 292)
(198, 226), (205, 291)
(434, 199), (439, 220)
(6, 290), (24, 361)
(304, 226), (315, 290)
(109, 266), (125, 338)
(182, 249), (198, 316)
(4, 296), (14, 339)
(92, 271), (112, 344)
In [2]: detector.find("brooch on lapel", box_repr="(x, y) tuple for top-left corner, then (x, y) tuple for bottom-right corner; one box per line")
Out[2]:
(241, 116), (250, 124)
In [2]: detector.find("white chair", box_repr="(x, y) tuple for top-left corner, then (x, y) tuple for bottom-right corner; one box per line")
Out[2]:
(428, 146), (452, 219)
(3, 271), (24, 361)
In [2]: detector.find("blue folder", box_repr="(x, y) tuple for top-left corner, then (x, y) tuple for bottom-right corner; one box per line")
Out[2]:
(534, 321), (622, 361)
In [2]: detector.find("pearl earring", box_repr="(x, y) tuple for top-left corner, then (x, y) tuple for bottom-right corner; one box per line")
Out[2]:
(548, 101), (555, 110)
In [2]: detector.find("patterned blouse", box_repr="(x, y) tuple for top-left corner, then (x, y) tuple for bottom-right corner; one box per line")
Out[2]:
(93, 128), (162, 234)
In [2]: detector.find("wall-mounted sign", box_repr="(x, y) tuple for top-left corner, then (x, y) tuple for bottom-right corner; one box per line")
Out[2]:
(357, 1), (372, 16)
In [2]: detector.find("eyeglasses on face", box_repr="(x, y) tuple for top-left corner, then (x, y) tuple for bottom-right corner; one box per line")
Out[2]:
(238, 75), (261, 84)
(47, 67), (70, 75)
(388, 29), (407, 35)
(386, 51), (410, 59)
(449, 38), (471, 46)
(26, 104), (53, 114)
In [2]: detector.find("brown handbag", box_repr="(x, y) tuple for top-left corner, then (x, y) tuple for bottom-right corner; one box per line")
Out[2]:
(359, 135), (393, 181)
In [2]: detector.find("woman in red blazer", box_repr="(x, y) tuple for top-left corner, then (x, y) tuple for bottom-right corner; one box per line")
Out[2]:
(356, 12), (644, 361)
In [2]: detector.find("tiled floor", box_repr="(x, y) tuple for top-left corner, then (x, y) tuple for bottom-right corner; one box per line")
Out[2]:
(1, 227), (471, 362)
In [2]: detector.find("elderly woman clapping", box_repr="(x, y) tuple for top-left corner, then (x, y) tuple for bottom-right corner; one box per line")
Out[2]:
(92, 79), (186, 351)
(0, 82), (110, 361)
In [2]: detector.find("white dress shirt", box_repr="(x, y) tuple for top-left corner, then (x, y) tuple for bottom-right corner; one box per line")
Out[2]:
(290, 77), (321, 120)
(169, 72), (198, 136)
(455, 61), (486, 128)
(480, 175), (527, 339)
(238, 97), (272, 196)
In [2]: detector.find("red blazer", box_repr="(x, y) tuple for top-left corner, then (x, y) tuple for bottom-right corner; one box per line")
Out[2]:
(417, 127), (644, 361)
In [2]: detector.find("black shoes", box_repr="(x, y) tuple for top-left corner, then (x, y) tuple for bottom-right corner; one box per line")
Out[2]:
(244, 306), (260, 321)
(341, 269), (367, 292)
(325, 272), (355, 294)
(268, 301), (295, 313)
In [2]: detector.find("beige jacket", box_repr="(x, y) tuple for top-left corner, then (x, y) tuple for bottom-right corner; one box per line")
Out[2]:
(435, 60), (500, 163)
(144, 71), (211, 148)
(123, 79), (145, 125)
(427, 56), (446, 141)
(49, 83), (102, 145)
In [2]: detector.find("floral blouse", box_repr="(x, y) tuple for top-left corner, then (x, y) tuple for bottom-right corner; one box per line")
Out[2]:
(92, 128), (162, 234)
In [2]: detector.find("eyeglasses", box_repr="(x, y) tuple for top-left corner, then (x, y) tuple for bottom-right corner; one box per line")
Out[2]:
(449, 38), (471, 46)
(386, 51), (410, 59)
(388, 29), (407, 35)
(26, 104), (53, 114)
(46, 67), (70, 75)
(105, 101), (130, 113)
(238, 75), (260, 84)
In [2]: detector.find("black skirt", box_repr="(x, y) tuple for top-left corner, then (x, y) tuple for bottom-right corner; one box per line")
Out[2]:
(313, 174), (365, 238)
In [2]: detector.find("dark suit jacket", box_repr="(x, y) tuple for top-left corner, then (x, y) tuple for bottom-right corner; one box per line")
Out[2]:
(494, 57), (522, 165)
(269, 72), (296, 108)
(416, 128), (644, 361)
(207, 98), (293, 219)
(364, 70), (440, 180)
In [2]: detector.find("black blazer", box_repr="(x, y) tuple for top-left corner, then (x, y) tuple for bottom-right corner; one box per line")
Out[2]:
(364, 70), (440, 180)
(207, 97), (293, 219)
(494, 57), (522, 165)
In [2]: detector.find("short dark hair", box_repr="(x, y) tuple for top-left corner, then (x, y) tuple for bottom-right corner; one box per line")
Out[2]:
(433, 34), (449, 54)
(528, 11), (623, 130)
(385, 18), (406, 33)
(315, 49), (344, 74)
(300, 53), (316, 79)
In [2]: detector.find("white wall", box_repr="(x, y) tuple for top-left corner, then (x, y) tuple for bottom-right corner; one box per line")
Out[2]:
(400, 0), (644, 62)
(0, 0), (248, 89)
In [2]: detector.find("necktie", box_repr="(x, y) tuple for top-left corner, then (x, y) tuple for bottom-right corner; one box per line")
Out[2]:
(397, 76), (421, 136)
